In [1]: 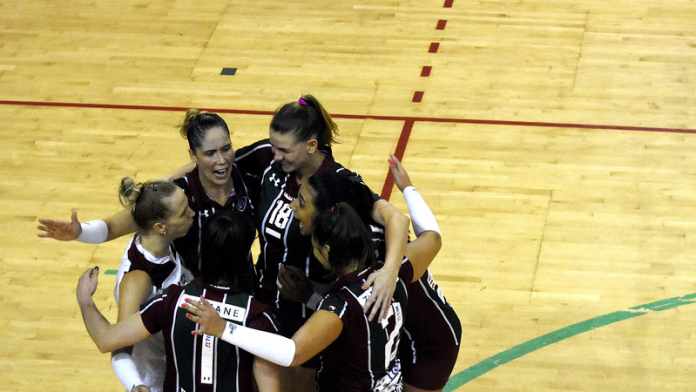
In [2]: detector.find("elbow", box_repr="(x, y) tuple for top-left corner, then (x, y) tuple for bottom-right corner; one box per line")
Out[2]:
(420, 231), (442, 255)
(96, 338), (120, 354)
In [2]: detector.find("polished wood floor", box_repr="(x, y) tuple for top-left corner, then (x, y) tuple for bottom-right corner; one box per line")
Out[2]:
(2, 1), (696, 390)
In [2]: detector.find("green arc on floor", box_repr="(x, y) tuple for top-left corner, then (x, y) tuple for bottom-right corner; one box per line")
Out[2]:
(444, 292), (696, 391)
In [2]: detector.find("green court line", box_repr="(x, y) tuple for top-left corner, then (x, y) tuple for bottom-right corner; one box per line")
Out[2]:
(105, 268), (118, 276)
(444, 292), (696, 391)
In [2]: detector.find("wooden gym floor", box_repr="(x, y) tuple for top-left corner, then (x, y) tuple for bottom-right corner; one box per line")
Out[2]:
(2, 1), (696, 390)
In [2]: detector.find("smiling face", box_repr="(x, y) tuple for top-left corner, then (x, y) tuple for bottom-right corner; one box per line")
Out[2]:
(290, 181), (318, 235)
(190, 126), (235, 187)
(269, 129), (317, 174)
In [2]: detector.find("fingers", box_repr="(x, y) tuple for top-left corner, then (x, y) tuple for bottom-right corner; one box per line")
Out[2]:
(361, 272), (377, 290)
(366, 293), (383, 321)
(70, 209), (80, 224)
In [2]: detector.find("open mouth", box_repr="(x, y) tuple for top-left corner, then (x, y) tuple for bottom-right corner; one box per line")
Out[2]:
(212, 167), (229, 179)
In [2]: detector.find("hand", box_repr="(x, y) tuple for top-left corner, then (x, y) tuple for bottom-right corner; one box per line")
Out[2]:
(37, 209), (81, 241)
(76, 266), (100, 306)
(388, 154), (413, 192)
(277, 264), (312, 303)
(182, 298), (226, 337)
(361, 267), (398, 321)
(131, 385), (150, 392)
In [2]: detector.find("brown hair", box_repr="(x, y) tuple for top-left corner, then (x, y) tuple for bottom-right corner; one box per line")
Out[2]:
(118, 177), (179, 231)
(270, 94), (338, 146)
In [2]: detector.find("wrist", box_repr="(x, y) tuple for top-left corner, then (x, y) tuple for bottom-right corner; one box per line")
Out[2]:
(77, 220), (108, 243)
(77, 296), (95, 308)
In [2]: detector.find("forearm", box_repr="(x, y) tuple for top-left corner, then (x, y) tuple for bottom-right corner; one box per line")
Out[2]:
(79, 300), (118, 353)
(219, 322), (297, 367)
(381, 207), (409, 274)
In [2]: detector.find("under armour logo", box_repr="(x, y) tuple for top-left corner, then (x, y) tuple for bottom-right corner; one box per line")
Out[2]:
(201, 210), (210, 218)
(269, 173), (281, 187)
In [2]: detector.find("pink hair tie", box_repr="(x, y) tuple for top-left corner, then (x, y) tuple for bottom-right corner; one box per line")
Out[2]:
(297, 97), (308, 106)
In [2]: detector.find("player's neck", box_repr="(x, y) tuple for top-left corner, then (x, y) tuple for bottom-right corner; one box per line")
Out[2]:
(296, 152), (325, 181)
(139, 233), (171, 258)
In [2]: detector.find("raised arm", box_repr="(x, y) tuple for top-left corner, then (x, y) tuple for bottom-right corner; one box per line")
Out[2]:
(388, 154), (442, 282)
(76, 267), (151, 353)
(38, 208), (138, 243)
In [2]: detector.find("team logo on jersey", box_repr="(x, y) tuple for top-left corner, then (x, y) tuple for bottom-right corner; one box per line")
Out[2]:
(268, 173), (281, 187)
(236, 196), (249, 211)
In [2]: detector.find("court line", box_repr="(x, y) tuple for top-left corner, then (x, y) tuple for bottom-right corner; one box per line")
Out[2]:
(2, 99), (696, 134)
(443, 292), (696, 391)
(380, 120), (414, 200)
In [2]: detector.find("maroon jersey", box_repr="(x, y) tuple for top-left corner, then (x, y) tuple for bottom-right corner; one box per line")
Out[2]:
(315, 261), (414, 392)
(140, 281), (278, 392)
(172, 139), (271, 277)
(254, 151), (377, 329)
(371, 228), (461, 389)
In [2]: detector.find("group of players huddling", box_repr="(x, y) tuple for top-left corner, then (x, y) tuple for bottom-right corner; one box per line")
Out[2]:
(38, 95), (462, 392)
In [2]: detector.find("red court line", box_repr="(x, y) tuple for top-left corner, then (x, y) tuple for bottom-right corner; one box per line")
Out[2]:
(2, 99), (696, 134)
(381, 120), (414, 201)
(3, 98), (695, 134)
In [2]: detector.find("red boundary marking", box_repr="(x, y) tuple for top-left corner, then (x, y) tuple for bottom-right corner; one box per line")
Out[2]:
(381, 120), (414, 201)
(2, 99), (695, 134)
(421, 66), (432, 77)
(428, 42), (440, 53)
(436, 19), (448, 30)
(412, 91), (424, 103)
(444, 0), (453, 7)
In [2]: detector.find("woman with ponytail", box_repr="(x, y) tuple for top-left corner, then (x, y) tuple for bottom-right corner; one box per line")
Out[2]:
(289, 158), (461, 392)
(112, 177), (194, 392)
(252, 95), (408, 391)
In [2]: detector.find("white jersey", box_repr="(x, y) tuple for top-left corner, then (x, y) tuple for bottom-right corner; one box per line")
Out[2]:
(112, 235), (193, 392)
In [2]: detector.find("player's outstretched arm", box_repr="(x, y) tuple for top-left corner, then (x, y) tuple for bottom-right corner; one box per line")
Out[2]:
(389, 155), (443, 282)
(38, 208), (138, 243)
(77, 267), (151, 353)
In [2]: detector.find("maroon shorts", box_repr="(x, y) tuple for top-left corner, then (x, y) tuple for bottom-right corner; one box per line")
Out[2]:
(399, 328), (460, 389)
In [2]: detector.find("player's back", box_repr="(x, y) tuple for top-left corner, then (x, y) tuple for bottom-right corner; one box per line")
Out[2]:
(140, 281), (277, 392)
(315, 264), (411, 392)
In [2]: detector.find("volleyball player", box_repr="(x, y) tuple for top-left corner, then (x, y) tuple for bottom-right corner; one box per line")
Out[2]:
(110, 177), (195, 392)
(284, 156), (461, 392)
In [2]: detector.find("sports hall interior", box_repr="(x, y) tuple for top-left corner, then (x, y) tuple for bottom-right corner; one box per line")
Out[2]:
(2, 1), (696, 390)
